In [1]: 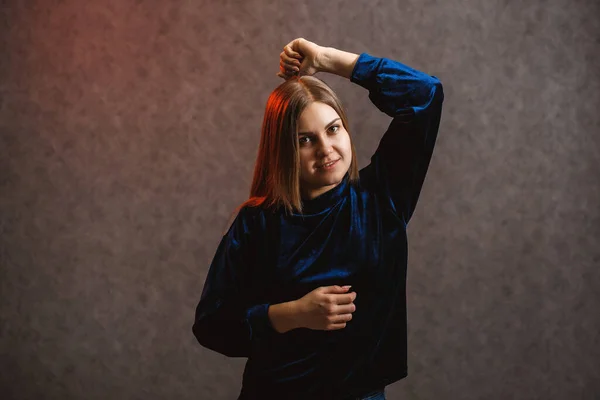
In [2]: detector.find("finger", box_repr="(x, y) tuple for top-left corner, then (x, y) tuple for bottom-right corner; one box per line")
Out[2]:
(283, 45), (302, 60)
(280, 61), (299, 75)
(329, 313), (353, 324)
(331, 292), (357, 305)
(279, 62), (300, 72)
(280, 51), (302, 67)
(277, 67), (297, 80)
(332, 303), (356, 315)
(280, 61), (298, 74)
(278, 64), (295, 76)
(322, 285), (352, 294)
(326, 322), (347, 331)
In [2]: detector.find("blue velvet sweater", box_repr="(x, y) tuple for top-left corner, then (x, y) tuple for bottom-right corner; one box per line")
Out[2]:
(193, 52), (444, 399)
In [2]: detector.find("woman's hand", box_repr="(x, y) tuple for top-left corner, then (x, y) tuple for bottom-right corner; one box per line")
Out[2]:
(277, 37), (325, 80)
(294, 285), (357, 331)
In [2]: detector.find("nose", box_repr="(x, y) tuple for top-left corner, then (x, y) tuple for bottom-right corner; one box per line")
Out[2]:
(316, 138), (334, 157)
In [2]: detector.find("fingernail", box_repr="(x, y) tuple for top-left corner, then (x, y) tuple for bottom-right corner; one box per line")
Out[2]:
(342, 285), (351, 290)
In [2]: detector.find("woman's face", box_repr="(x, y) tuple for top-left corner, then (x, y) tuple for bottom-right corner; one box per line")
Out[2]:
(296, 101), (352, 200)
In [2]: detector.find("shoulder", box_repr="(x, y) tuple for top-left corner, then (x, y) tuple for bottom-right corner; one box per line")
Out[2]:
(222, 201), (271, 238)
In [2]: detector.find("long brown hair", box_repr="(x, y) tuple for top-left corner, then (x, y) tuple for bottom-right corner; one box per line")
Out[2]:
(234, 75), (359, 223)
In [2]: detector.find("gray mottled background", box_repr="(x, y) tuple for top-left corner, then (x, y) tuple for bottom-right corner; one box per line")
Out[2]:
(1, 0), (599, 399)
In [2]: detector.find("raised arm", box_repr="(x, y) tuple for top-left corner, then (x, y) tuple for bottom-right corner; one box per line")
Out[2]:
(346, 52), (444, 225)
(352, 53), (444, 225)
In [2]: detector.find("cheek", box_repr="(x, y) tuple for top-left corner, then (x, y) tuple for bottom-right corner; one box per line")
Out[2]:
(298, 151), (313, 172)
(341, 135), (353, 159)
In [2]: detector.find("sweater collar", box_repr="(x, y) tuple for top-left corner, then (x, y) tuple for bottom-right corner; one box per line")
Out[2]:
(299, 173), (349, 215)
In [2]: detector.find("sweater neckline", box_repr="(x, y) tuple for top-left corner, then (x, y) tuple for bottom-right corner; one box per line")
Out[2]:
(299, 173), (349, 215)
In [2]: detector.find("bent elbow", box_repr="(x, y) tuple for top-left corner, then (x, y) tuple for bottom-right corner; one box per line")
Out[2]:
(192, 318), (249, 358)
(431, 77), (444, 104)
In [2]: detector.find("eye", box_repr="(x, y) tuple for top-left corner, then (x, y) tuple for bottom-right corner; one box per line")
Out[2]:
(299, 136), (311, 145)
(329, 125), (340, 133)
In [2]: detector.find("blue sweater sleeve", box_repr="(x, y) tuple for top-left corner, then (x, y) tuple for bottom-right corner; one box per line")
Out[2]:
(352, 52), (444, 225)
(192, 208), (274, 357)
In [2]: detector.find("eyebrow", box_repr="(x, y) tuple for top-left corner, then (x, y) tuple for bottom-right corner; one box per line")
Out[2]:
(298, 118), (341, 136)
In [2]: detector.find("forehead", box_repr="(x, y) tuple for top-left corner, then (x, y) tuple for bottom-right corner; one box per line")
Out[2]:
(297, 102), (339, 130)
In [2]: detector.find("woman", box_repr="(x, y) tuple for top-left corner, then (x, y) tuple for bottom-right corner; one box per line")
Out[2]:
(192, 38), (444, 400)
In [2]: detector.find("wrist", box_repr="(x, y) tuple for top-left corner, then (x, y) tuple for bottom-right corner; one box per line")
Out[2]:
(268, 300), (303, 333)
(316, 46), (360, 79)
(314, 45), (332, 74)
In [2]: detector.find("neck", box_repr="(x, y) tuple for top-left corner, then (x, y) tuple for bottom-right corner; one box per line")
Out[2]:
(301, 181), (340, 200)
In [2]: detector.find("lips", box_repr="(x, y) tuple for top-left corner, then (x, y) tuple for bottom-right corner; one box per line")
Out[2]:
(317, 159), (340, 169)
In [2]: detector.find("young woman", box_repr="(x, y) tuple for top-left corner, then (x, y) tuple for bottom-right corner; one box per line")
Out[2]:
(192, 38), (444, 400)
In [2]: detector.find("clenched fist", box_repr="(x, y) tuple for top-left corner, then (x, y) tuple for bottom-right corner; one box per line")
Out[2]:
(295, 285), (357, 331)
(277, 37), (325, 80)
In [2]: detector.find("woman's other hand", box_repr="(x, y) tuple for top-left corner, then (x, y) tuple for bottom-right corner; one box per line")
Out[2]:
(277, 37), (325, 80)
(294, 285), (357, 331)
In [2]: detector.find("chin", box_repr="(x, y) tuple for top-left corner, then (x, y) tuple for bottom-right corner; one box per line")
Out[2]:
(315, 178), (339, 189)
(302, 163), (350, 189)
(316, 168), (347, 185)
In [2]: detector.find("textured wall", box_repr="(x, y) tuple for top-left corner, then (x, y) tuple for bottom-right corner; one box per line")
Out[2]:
(1, 0), (599, 399)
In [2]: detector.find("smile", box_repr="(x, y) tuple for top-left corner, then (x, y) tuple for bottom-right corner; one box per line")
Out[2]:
(317, 159), (340, 170)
